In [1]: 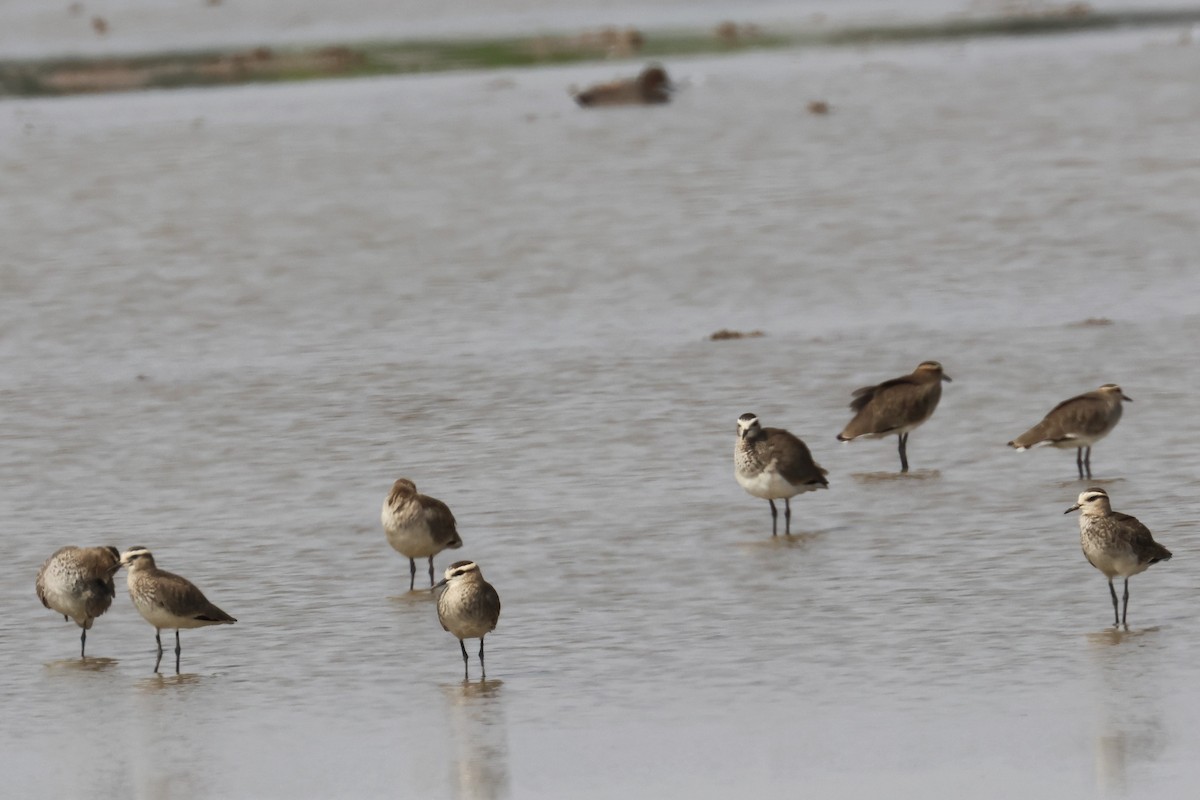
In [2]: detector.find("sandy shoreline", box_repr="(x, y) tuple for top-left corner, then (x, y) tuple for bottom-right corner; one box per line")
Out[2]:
(1, 6), (1197, 98)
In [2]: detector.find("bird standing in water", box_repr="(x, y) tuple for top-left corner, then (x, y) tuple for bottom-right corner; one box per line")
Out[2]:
(35, 545), (122, 658)
(837, 360), (951, 473)
(734, 413), (828, 536)
(1065, 488), (1172, 628)
(435, 560), (501, 680)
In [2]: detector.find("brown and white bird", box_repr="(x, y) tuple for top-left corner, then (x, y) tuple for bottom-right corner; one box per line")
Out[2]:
(1065, 488), (1171, 628)
(382, 478), (463, 592)
(735, 413), (828, 536)
(435, 561), (501, 680)
(572, 65), (673, 107)
(837, 360), (951, 473)
(1008, 384), (1131, 479)
(35, 546), (122, 658)
(120, 547), (236, 674)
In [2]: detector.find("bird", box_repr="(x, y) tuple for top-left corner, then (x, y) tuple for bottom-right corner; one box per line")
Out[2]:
(35, 546), (122, 658)
(735, 413), (828, 536)
(1065, 488), (1171, 628)
(435, 560), (501, 680)
(120, 547), (237, 674)
(837, 360), (951, 473)
(382, 478), (463, 592)
(572, 65), (673, 107)
(1008, 384), (1131, 479)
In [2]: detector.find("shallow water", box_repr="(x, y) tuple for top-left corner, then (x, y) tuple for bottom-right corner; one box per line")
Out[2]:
(2, 25), (1200, 799)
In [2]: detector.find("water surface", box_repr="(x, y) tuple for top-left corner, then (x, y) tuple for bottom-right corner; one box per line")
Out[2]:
(2, 26), (1200, 799)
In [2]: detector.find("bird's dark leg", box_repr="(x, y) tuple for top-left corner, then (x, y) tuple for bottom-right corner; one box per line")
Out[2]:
(154, 630), (163, 673)
(898, 433), (910, 473)
(408, 558), (417, 592)
(1076, 448), (1085, 480)
(459, 639), (470, 680)
(479, 637), (487, 680)
(175, 630), (182, 674)
(1108, 580), (1120, 627)
(428, 556), (436, 588)
(768, 500), (778, 536)
(784, 498), (792, 536)
(1084, 446), (1093, 480)
(1121, 579), (1130, 628)
(80, 629), (87, 659)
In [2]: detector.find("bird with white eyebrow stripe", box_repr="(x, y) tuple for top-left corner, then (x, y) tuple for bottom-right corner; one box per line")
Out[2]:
(1065, 488), (1172, 628)
(735, 413), (828, 536)
(435, 560), (501, 681)
(120, 547), (237, 673)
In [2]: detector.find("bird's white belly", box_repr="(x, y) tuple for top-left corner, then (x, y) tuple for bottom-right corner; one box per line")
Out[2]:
(383, 521), (439, 558)
(382, 503), (440, 558)
(439, 604), (495, 640)
(1083, 546), (1147, 579)
(847, 431), (888, 440)
(736, 466), (813, 500)
(42, 586), (88, 625)
(132, 596), (202, 630)
(845, 418), (926, 440)
(1046, 430), (1108, 449)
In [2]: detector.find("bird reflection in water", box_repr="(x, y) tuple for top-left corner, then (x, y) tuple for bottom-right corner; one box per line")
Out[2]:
(1086, 627), (1166, 796)
(442, 679), (509, 800)
(45, 656), (119, 673)
(135, 672), (205, 693)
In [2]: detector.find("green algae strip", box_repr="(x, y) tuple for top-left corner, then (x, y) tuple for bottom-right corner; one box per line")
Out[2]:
(2, 7), (1198, 98)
